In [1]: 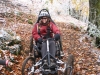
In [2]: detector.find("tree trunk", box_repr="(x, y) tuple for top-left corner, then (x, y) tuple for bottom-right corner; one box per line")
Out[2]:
(89, 0), (100, 29)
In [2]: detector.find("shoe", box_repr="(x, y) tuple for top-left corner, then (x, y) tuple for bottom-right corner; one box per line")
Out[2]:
(34, 61), (42, 67)
(57, 60), (64, 64)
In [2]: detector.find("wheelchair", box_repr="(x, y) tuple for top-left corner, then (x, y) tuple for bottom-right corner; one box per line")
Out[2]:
(21, 36), (74, 75)
(22, 9), (74, 75)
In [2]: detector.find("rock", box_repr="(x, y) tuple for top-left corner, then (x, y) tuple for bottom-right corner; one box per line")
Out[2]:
(0, 29), (22, 56)
(0, 29), (13, 42)
(8, 44), (21, 55)
(7, 34), (21, 46)
(8, 38), (21, 46)
(0, 43), (8, 50)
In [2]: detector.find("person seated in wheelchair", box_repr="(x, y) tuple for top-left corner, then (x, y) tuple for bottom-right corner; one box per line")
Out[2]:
(32, 9), (60, 60)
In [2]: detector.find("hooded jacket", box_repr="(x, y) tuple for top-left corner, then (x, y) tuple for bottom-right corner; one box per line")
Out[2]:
(32, 22), (60, 41)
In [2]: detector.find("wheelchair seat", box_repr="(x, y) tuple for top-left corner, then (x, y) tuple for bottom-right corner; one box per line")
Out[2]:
(30, 36), (64, 60)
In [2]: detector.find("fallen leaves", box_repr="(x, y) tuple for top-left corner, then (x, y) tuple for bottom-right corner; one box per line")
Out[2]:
(1, 18), (100, 74)
(57, 22), (100, 74)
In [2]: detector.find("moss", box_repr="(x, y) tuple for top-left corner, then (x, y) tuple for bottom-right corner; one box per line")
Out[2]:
(27, 19), (33, 24)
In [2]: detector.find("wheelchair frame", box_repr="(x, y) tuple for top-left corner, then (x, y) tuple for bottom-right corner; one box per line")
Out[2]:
(33, 38), (60, 75)
(22, 37), (74, 75)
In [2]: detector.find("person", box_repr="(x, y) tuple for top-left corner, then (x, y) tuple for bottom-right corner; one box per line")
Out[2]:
(0, 59), (12, 66)
(32, 9), (60, 58)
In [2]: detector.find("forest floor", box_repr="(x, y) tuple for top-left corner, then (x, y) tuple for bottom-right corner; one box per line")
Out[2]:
(1, 15), (100, 75)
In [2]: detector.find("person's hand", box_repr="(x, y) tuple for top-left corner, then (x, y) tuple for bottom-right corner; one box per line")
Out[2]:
(6, 60), (13, 67)
(37, 38), (43, 44)
(54, 34), (60, 41)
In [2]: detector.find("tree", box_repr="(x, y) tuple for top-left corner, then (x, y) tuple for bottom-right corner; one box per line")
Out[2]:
(89, 0), (100, 47)
(89, 0), (100, 28)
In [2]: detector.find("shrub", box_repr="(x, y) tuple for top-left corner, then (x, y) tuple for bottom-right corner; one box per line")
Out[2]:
(88, 22), (100, 47)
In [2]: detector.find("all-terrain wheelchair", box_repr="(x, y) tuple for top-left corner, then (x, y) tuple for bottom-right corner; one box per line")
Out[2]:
(22, 36), (74, 75)
(21, 9), (74, 75)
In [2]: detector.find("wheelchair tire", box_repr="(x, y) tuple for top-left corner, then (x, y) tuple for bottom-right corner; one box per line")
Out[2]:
(30, 36), (33, 53)
(64, 55), (74, 75)
(22, 56), (34, 75)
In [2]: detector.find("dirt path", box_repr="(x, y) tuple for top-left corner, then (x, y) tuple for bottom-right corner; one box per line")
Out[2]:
(57, 22), (100, 75)
(3, 22), (100, 75)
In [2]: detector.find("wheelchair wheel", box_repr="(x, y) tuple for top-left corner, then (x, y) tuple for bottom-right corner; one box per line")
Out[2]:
(64, 55), (74, 75)
(22, 56), (34, 75)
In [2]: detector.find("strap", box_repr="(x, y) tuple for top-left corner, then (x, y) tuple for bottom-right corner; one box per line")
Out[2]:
(37, 23), (52, 39)
(46, 24), (52, 38)
(37, 24), (42, 37)
(37, 24), (41, 34)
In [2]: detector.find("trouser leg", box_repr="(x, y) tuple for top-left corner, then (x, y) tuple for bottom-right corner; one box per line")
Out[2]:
(49, 40), (56, 57)
(41, 42), (47, 58)
(41, 40), (56, 58)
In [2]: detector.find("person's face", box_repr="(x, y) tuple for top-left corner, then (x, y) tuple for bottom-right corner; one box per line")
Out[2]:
(41, 17), (48, 23)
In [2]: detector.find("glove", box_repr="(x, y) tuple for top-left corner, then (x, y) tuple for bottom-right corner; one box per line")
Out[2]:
(37, 38), (43, 44)
(54, 34), (60, 41)
(6, 60), (13, 67)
